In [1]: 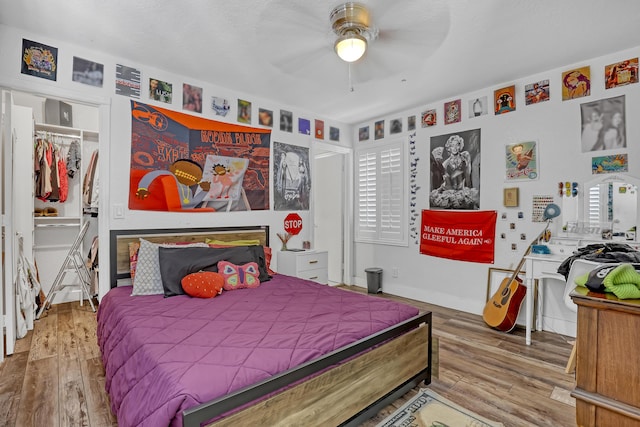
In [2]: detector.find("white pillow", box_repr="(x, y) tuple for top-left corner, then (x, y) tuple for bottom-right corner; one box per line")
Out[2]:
(131, 239), (208, 296)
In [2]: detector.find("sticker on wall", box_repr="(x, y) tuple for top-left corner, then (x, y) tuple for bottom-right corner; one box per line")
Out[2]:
(605, 58), (638, 89)
(580, 95), (625, 152)
(298, 117), (310, 135)
(374, 120), (384, 140)
(258, 108), (273, 127)
(444, 99), (462, 124)
(211, 97), (230, 116)
(562, 66), (591, 100)
(468, 96), (488, 118)
(532, 195), (555, 222)
(359, 126), (370, 141)
(505, 141), (538, 181)
(182, 84), (202, 113)
(149, 78), (172, 104)
(237, 99), (251, 124)
(494, 85), (516, 115)
(280, 110), (293, 132)
(21, 39), (57, 81)
(421, 109), (437, 127)
(592, 154), (628, 174)
(115, 64), (141, 98)
(72, 57), (103, 87)
(524, 80), (550, 105)
(315, 119), (324, 139)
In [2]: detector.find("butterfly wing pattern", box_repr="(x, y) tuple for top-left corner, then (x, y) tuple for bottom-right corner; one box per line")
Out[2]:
(218, 260), (261, 290)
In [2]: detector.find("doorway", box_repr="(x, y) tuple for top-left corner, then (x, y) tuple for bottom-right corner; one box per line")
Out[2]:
(312, 142), (352, 286)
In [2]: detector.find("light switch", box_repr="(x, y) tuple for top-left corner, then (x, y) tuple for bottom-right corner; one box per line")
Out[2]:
(113, 203), (125, 219)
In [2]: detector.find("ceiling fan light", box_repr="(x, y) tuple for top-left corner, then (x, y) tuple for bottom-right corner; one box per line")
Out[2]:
(335, 33), (367, 62)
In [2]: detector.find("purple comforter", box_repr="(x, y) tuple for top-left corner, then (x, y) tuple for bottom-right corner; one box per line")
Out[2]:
(97, 275), (419, 427)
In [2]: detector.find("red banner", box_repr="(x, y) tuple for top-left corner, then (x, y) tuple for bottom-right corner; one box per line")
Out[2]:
(420, 210), (497, 263)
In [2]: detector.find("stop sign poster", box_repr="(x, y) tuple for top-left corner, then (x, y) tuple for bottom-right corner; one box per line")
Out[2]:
(284, 213), (303, 235)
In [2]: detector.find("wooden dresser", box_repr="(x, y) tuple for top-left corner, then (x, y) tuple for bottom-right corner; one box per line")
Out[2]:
(571, 287), (640, 427)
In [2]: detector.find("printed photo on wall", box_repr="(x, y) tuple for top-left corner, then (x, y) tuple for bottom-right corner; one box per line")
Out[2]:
(429, 128), (481, 210)
(592, 154), (628, 174)
(115, 64), (141, 98)
(580, 95), (625, 152)
(505, 141), (538, 181)
(149, 78), (172, 103)
(298, 117), (311, 135)
(407, 115), (416, 131)
(444, 100), (462, 124)
(237, 99), (251, 124)
(21, 39), (57, 81)
(258, 108), (273, 127)
(315, 119), (324, 139)
(211, 97), (230, 116)
(605, 58), (638, 89)
(280, 110), (293, 132)
(421, 109), (437, 127)
(494, 85), (516, 114)
(72, 57), (103, 87)
(390, 118), (402, 134)
(182, 84), (202, 113)
(329, 126), (340, 142)
(524, 80), (549, 105)
(562, 66), (591, 100)
(374, 120), (384, 139)
(468, 96), (488, 118)
(273, 141), (311, 211)
(359, 125), (370, 141)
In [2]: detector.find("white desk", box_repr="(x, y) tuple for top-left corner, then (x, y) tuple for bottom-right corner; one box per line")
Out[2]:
(523, 253), (568, 345)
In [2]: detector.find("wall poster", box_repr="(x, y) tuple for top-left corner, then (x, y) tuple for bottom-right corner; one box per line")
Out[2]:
(273, 141), (311, 211)
(129, 100), (271, 212)
(430, 129), (481, 210)
(505, 141), (538, 181)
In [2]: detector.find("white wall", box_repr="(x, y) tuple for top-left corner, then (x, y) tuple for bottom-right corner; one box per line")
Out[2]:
(0, 23), (351, 300)
(351, 45), (640, 328)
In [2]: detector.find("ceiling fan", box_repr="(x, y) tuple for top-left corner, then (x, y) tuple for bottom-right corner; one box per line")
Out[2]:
(255, 0), (450, 88)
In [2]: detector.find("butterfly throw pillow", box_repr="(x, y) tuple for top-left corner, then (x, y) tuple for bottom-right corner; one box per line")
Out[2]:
(218, 260), (261, 290)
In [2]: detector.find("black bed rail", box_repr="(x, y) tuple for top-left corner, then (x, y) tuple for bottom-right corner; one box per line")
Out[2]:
(183, 311), (432, 427)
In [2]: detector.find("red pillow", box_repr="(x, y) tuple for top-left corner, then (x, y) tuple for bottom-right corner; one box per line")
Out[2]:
(218, 261), (261, 290)
(181, 271), (224, 298)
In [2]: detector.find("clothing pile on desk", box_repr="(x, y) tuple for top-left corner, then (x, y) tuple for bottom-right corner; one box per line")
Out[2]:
(558, 242), (640, 299)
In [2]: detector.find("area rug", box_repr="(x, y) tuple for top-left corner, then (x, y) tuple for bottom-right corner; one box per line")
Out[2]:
(376, 389), (504, 427)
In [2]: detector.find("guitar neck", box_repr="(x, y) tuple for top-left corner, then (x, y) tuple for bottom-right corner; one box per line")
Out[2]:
(507, 225), (550, 283)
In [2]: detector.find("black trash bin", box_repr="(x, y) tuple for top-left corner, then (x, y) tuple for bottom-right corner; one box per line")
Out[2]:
(365, 268), (383, 294)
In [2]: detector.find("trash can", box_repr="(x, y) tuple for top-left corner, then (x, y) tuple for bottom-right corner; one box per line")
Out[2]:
(365, 268), (383, 294)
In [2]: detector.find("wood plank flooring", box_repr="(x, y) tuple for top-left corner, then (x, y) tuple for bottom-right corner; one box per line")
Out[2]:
(0, 288), (577, 427)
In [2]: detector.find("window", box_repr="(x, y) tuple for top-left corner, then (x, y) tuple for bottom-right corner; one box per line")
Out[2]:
(355, 140), (407, 245)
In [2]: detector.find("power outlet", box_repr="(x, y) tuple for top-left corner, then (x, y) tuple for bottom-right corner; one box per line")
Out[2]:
(392, 267), (399, 278)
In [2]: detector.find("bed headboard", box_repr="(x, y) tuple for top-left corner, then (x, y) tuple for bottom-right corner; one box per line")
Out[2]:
(109, 225), (269, 287)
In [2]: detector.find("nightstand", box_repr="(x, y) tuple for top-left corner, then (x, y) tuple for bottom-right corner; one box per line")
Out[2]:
(277, 250), (328, 284)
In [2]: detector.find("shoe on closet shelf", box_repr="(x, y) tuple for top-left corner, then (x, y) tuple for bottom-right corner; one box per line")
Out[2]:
(34, 208), (43, 217)
(43, 207), (58, 217)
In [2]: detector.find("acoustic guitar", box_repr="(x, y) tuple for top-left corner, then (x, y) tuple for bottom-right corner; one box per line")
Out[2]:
(483, 228), (552, 332)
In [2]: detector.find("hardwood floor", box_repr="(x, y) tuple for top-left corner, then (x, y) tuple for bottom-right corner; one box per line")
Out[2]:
(0, 289), (577, 427)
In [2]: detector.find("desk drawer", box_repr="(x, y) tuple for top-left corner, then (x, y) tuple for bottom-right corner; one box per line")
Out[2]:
(533, 261), (563, 278)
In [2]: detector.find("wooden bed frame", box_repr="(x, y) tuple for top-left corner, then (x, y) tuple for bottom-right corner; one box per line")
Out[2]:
(108, 226), (432, 427)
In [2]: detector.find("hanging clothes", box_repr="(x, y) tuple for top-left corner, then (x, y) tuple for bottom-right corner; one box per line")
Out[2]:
(83, 149), (99, 215)
(34, 135), (75, 203)
(66, 140), (81, 178)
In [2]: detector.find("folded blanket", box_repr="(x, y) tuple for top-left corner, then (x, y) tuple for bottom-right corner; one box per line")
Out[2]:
(575, 263), (640, 299)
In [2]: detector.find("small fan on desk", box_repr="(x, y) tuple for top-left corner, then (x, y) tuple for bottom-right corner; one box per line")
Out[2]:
(483, 203), (561, 332)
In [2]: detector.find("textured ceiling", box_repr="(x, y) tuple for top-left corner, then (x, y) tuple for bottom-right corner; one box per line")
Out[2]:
(2, 0), (640, 124)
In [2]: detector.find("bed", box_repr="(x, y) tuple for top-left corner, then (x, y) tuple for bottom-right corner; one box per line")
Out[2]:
(102, 226), (432, 427)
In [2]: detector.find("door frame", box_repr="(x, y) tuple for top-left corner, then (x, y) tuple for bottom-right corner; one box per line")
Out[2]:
(311, 141), (353, 285)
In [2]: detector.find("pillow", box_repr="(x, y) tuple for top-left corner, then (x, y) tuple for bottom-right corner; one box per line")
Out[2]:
(158, 245), (270, 297)
(205, 238), (261, 247)
(128, 242), (141, 281)
(181, 271), (225, 298)
(263, 246), (276, 275)
(218, 261), (260, 290)
(132, 239), (209, 296)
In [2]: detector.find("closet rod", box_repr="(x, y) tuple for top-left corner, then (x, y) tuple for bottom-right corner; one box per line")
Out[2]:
(35, 223), (81, 228)
(35, 130), (81, 139)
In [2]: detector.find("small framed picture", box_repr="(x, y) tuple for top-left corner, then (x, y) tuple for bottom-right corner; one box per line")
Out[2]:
(503, 187), (519, 207)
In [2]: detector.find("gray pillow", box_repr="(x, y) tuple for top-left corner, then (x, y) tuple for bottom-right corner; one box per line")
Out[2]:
(158, 245), (270, 297)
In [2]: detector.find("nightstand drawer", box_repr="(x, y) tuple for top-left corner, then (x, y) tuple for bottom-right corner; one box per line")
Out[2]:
(293, 252), (328, 272)
(297, 268), (328, 284)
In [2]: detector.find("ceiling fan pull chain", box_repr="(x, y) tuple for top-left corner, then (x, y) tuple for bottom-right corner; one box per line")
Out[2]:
(348, 63), (354, 92)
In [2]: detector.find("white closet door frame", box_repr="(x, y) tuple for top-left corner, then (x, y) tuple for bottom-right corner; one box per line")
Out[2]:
(1, 89), (16, 356)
